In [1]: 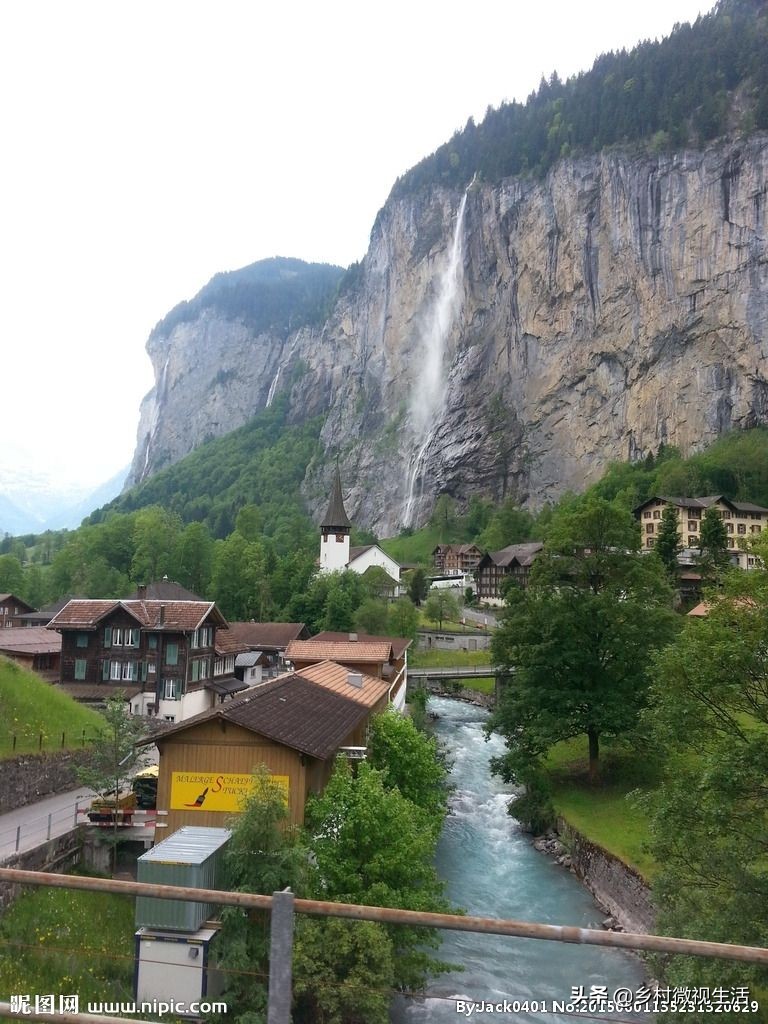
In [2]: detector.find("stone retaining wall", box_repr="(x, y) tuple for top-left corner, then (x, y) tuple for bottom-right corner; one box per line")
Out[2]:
(557, 818), (655, 934)
(0, 830), (82, 910)
(0, 751), (92, 814)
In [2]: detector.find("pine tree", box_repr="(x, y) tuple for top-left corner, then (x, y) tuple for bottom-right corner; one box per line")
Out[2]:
(655, 505), (682, 577)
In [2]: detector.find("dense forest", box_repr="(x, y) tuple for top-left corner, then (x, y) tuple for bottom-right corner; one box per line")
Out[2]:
(390, 0), (768, 199)
(151, 257), (344, 340)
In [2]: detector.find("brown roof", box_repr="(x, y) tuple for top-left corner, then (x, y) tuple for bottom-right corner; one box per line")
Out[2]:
(227, 621), (308, 650)
(293, 660), (390, 708)
(215, 629), (247, 656)
(47, 599), (227, 632)
(0, 594), (35, 613)
(482, 542), (544, 568)
(55, 683), (141, 701)
(286, 638), (393, 665)
(18, 596), (79, 624)
(149, 674), (369, 760)
(0, 627), (61, 656)
(311, 630), (411, 660)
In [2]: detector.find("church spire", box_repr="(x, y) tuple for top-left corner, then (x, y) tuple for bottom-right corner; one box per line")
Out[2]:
(321, 464), (351, 531)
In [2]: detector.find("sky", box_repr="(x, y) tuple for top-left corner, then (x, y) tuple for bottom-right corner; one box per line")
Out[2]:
(0, 0), (716, 496)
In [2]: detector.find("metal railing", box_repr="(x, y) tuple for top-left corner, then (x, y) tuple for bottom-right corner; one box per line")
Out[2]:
(1, 867), (767, 1024)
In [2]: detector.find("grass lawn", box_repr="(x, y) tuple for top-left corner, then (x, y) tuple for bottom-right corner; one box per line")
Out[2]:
(0, 658), (105, 758)
(545, 737), (660, 881)
(0, 879), (135, 1003)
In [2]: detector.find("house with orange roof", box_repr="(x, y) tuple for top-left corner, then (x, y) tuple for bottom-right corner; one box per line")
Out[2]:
(284, 630), (410, 710)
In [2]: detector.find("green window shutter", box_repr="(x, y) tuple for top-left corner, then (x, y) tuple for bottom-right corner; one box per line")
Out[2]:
(76, 633), (88, 648)
(103, 627), (112, 646)
(166, 642), (179, 666)
(102, 660), (110, 681)
(139, 661), (147, 682)
(74, 659), (86, 681)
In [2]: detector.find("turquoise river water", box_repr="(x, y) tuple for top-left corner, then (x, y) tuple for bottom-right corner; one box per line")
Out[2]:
(393, 696), (649, 1023)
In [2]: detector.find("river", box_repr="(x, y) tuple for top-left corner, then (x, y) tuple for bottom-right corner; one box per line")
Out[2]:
(393, 696), (648, 1023)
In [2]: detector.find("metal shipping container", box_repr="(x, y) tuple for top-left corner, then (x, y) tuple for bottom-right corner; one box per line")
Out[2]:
(136, 826), (232, 932)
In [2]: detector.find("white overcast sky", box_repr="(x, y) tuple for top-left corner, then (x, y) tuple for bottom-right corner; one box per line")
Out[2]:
(0, 0), (714, 494)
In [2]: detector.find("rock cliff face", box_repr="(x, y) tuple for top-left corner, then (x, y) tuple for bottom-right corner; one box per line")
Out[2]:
(130, 134), (768, 535)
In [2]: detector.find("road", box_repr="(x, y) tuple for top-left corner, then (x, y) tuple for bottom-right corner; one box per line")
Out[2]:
(462, 606), (499, 628)
(0, 787), (95, 862)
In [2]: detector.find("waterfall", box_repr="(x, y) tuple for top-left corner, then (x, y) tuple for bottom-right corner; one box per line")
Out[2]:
(402, 189), (470, 527)
(265, 366), (281, 408)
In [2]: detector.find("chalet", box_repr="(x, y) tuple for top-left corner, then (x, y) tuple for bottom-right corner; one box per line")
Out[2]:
(474, 542), (544, 603)
(432, 543), (483, 575)
(0, 594), (36, 629)
(318, 467), (403, 587)
(46, 597), (231, 721)
(143, 671), (380, 830)
(285, 630), (410, 711)
(634, 495), (768, 569)
(0, 627), (61, 680)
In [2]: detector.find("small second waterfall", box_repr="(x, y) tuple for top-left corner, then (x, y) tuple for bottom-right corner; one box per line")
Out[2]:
(265, 366), (281, 408)
(402, 189), (470, 527)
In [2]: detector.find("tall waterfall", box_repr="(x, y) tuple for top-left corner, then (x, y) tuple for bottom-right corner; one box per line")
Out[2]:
(402, 189), (470, 527)
(265, 366), (281, 408)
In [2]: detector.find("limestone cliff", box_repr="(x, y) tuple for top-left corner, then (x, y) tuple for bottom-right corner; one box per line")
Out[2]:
(130, 135), (768, 536)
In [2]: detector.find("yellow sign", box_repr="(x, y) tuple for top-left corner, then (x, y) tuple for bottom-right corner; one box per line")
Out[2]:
(170, 772), (289, 813)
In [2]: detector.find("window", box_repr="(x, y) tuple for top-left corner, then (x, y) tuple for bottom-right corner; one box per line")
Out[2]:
(76, 633), (88, 648)
(122, 662), (138, 681)
(124, 628), (140, 648)
(751, 525), (762, 534)
(738, 524), (747, 535)
(147, 634), (158, 650)
(110, 660), (122, 681)
(687, 521), (698, 532)
(74, 659), (87, 681)
(165, 642), (179, 666)
(643, 511), (652, 519)
(727, 523), (734, 533)
(645, 523), (654, 534)
(164, 715), (176, 722)
(164, 678), (180, 700)
(646, 538), (655, 548)
(751, 513), (762, 521)
(652, 511), (661, 520)
(688, 536), (698, 547)
(112, 628), (123, 647)
(191, 658), (210, 682)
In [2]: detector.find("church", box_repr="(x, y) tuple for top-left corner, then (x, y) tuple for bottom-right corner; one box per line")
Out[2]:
(319, 467), (403, 588)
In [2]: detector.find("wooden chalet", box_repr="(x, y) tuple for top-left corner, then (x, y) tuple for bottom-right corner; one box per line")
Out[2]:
(285, 630), (411, 710)
(432, 543), (483, 575)
(0, 594), (36, 629)
(0, 627), (61, 681)
(46, 597), (230, 721)
(474, 542), (544, 602)
(144, 671), (379, 830)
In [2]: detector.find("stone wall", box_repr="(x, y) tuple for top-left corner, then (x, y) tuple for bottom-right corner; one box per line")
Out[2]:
(557, 818), (655, 935)
(0, 750), (92, 814)
(0, 830), (82, 910)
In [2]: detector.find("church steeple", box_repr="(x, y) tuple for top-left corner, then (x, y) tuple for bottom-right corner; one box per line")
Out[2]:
(319, 465), (351, 572)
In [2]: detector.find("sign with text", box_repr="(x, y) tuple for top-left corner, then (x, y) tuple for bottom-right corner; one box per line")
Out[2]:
(170, 771), (289, 812)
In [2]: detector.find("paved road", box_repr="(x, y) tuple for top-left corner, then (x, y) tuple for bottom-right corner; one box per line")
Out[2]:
(0, 787), (95, 862)
(409, 666), (495, 680)
(462, 606), (499, 628)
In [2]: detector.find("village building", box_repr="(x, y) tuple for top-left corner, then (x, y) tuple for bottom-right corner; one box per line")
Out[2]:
(0, 626), (61, 681)
(46, 597), (232, 720)
(634, 495), (768, 569)
(0, 594), (36, 629)
(143, 670), (382, 830)
(432, 543), (483, 576)
(474, 542), (545, 603)
(318, 468), (402, 587)
(285, 630), (410, 710)
(17, 596), (77, 627)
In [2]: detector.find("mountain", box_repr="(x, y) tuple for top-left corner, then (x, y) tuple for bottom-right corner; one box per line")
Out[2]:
(0, 467), (128, 536)
(127, 1), (768, 536)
